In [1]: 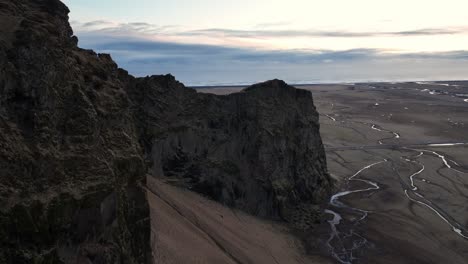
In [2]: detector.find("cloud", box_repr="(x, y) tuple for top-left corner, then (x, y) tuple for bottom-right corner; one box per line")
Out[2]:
(76, 31), (468, 65)
(81, 20), (114, 28)
(395, 28), (463, 36)
(182, 27), (468, 39)
(396, 50), (468, 59)
(72, 21), (468, 85)
(76, 31), (380, 65)
(72, 20), (180, 35)
(73, 20), (468, 39)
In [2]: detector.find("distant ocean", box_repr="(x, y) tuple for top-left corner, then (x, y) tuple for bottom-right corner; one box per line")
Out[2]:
(185, 78), (466, 87)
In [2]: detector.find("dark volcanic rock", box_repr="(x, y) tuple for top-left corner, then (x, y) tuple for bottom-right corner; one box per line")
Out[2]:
(0, 0), (149, 263)
(0, 0), (332, 263)
(128, 77), (332, 221)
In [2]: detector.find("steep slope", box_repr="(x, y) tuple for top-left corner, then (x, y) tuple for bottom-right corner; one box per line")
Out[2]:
(0, 1), (150, 263)
(127, 76), (332, 224)
(147, 176), (332, 264)
(0, 0), (332, 263)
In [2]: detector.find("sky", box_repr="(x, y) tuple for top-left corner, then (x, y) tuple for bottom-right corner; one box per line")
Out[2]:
(63, 0), (468, 86)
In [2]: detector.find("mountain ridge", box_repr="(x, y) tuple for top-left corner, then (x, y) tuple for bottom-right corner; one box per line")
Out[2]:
(0, 0), (332, 263)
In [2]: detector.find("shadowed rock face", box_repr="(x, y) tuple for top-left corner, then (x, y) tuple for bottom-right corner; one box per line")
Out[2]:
(128, 77), (332, 220)
(0, 0), (149, 263)
(0, 0), (332, 263)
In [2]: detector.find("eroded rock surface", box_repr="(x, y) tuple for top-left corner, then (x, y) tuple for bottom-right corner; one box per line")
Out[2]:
(0, 0), (332, 263)
(128, 77), (332, 222)
(0, 1), (149, 263)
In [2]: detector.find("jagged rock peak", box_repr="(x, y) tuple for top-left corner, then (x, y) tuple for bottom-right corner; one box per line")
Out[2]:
(244, 79), (311, 98)
(245, 79), (289, 89)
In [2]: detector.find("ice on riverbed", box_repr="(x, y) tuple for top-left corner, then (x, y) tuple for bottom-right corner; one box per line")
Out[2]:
(427, 143), (465, 147)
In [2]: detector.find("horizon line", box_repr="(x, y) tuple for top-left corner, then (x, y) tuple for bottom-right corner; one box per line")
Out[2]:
(188, 79), (468, 88)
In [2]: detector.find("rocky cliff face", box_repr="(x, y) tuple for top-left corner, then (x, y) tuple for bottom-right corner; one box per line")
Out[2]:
(0, 0), (332, 263)
(0, 1), (149, 263)
(127, 77), (332, 221)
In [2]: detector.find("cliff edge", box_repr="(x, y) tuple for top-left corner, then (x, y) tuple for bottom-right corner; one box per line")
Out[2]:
(0, 1), (149, 263)
(128, 77), (332, 223)
(0, 0), (332, 263)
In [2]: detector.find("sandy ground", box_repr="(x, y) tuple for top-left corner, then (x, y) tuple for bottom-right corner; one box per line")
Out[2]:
(147, 176), (332, 264)
(198, 82), (468, 263)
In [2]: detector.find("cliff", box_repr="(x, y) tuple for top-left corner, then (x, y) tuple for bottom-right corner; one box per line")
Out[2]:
(128, 76), (332, 222)
(0, 1), (149, 263)
(0, 0), (332, 263)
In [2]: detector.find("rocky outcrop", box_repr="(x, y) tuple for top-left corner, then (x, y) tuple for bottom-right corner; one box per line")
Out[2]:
(127, 76), (332, 222)
(0, 0), (332, 263)
(0, 1), (149, 263)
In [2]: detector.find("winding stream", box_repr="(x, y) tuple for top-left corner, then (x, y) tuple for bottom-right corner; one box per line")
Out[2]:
(322, 85), (468, 262)
(401, 148), (468, 239)
(326, 114), (337, 122)
(401, 152), (425, 191)
(370, 123), (400, 144)
(325, 116), (468, 263)
(325, 147), (468, 263)
(325, 160), (387, 263)
(415, 82), (468, 102)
